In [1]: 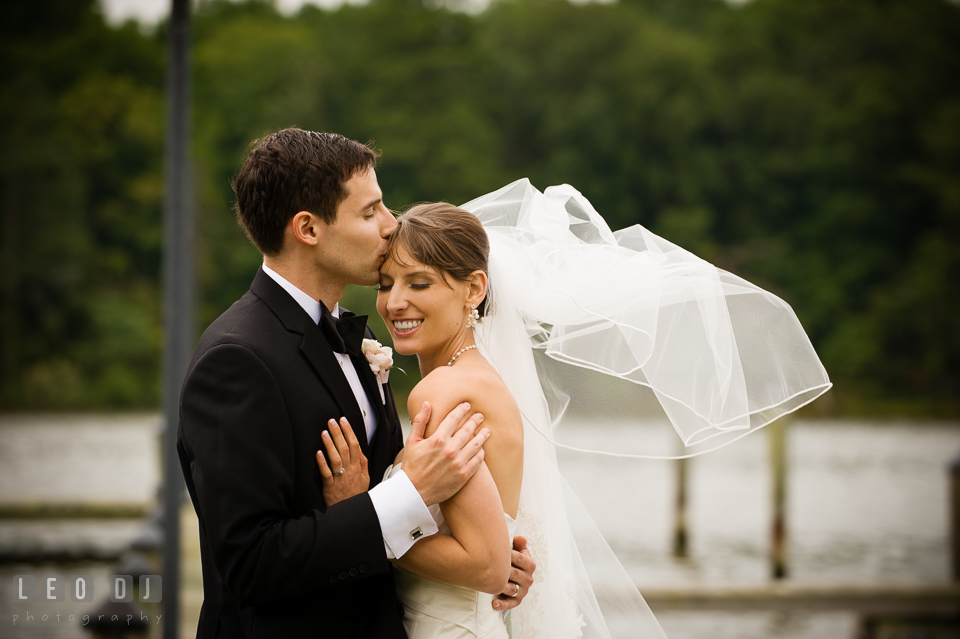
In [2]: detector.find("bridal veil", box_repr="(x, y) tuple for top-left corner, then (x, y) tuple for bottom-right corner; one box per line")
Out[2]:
(462, 179), (831, 638)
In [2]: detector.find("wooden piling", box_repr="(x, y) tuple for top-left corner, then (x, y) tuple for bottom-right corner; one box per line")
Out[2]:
(951, 456), (960, 582)
(673, 456), (689, 558)
(769, 419), (788, 580)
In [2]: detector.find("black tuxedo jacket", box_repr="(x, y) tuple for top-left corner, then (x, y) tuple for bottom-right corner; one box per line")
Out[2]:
(178, 268), (407, 639)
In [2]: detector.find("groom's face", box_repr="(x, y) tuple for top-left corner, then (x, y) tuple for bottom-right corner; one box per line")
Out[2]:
(315, 167), (398, 287)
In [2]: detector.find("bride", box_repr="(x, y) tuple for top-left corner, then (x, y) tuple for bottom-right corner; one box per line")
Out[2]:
(377, 202), (527, 638)
(324, 179), (831, 638)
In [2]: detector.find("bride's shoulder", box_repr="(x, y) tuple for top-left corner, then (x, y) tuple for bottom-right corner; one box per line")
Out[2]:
(407, 362), (520, 435)
(407, 362), (499, 409)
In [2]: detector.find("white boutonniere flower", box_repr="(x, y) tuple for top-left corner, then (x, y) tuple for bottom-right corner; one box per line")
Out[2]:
(362, 339), (393, 404)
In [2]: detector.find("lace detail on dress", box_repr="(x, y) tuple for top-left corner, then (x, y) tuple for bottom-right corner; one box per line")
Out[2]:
(512, 507), (585, 639)
(514, 507), (548, 639)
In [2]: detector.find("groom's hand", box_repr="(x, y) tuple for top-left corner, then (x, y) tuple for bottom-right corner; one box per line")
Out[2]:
(493, 535), (536, 611)
(403, 401), (489, 506)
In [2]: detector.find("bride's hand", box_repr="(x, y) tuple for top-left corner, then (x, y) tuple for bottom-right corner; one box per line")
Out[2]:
(316, 417), (370, 506)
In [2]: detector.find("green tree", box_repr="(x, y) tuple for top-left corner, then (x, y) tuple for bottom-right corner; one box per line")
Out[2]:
(0, 0), (165, 407)
(2, 0), (957, 414)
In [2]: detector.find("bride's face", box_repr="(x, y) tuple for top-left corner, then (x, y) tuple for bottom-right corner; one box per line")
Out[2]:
(376, 246), (472, 357)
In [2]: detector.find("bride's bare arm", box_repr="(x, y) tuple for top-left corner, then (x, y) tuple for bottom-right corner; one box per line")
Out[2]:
(392, 369), (521, 594)
(396, 463), (510, 593)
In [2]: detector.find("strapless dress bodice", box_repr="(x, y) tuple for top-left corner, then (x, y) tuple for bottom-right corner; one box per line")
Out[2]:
(385, 463), (516, 639)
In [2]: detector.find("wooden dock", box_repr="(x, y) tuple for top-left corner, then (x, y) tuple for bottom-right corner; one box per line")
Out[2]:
(2, 503), (958, 637)
(0, 500), (150, 520)
(642, 582), (960, 615)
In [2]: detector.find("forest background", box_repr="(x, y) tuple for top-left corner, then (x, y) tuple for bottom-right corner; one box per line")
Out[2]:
(1, 0), (958, 416)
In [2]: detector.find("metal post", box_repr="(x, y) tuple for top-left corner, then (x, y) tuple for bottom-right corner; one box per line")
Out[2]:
(2, 175), (19, 383)
(162, 0), (193, 637)
(769, 419), (788, 579)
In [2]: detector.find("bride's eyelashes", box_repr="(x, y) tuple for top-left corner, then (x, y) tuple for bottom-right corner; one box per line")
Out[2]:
(375, 282), (430, 292)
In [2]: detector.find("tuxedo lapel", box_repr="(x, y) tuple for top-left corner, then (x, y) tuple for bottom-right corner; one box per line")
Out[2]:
(341, 309), (404, 487)
(250, 268), (366, 441)
(376, 378), (404, 487)
(349, 350), (388, 448)
(300, 330), (368, 452)
(354, 355), (402, 489)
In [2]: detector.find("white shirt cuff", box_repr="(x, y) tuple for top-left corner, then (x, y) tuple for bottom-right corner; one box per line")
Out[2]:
(368, 469), (438, 559)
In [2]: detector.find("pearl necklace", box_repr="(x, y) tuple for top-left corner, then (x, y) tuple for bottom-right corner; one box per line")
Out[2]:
(447, 345), (478, 367)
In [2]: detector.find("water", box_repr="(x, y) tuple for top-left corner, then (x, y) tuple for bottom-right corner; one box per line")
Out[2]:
(1, 413), (958, 639)
(557, 418), (957, 587)
(0, 413), (160, 503)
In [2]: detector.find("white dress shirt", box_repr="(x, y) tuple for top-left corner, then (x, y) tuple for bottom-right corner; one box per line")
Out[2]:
(262, 264), (437, 558)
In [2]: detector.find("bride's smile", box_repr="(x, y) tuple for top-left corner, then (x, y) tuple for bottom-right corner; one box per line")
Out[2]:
(377, 245), (477, 370)
(392, 319), (423, 334)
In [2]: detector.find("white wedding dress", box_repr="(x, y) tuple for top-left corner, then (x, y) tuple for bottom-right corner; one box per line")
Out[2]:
(390, 179), (830, 639)
(385, 464), (516, 639)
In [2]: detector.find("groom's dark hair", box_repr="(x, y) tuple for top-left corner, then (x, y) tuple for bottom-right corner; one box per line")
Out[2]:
(232, 128), (380, 256)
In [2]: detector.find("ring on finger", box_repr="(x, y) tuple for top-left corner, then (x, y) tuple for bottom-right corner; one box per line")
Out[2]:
(507, 582), (519, 597)
(333, 467), (346, 476)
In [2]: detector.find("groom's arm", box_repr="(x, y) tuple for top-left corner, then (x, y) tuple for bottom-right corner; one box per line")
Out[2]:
(180, 341), (490, 605)
(180, 342), (392, 604)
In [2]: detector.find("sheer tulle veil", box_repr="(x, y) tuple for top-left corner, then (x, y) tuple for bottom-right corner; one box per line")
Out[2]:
(460, 179), (831, 638)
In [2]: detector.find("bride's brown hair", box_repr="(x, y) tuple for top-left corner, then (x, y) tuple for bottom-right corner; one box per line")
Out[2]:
(387, 202), (490, 316)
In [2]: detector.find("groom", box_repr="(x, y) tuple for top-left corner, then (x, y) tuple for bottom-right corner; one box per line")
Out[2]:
(178, 128), (534, 638)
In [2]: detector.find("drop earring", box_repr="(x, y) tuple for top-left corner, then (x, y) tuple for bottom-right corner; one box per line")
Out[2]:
(467, 304), (480, 329)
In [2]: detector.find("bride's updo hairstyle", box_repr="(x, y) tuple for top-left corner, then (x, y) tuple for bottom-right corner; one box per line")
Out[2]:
(387, 203), (491, 317)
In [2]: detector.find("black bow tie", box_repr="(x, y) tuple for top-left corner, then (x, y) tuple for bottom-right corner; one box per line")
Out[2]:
(319, 304), (367, 357)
